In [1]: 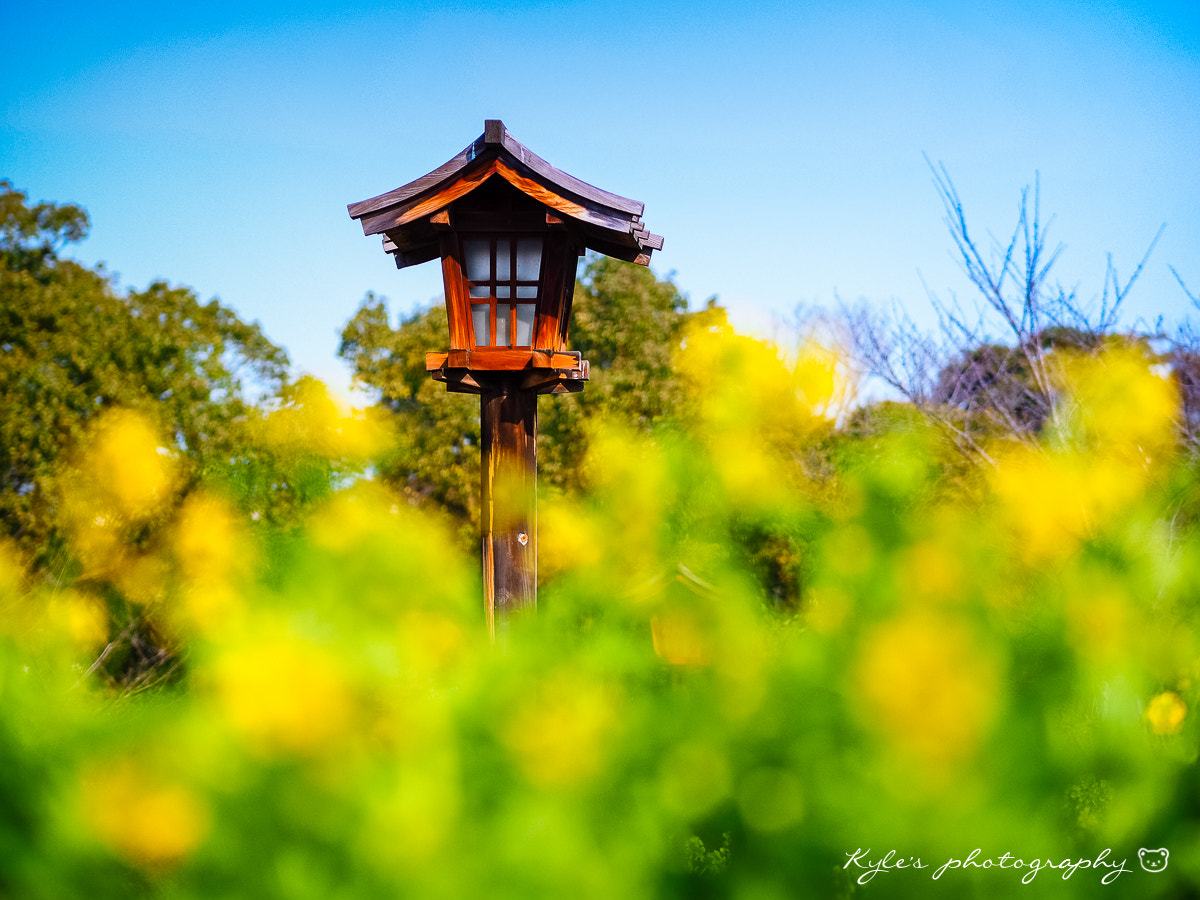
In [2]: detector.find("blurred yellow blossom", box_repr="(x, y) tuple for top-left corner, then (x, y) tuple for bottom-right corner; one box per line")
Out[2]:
(539, 496), (604, 579)
(898, 539), (964, 604)
(1145, 691), (1187, 735)
(397, 610), (466, 672)
(1060, 346), (1178, 461)
(991, 449), (1136, 559)
(173, 493), (248, 634)
(674, 325), (831, 504)
(990, 348), (1179, 561)
(792, 342), (843, 417)
(855, 612), (1001, 766)
(1065, 586), (1129, 662)
(582, 425), (668, 587)
(805, 585), (852, 635)
(89, 409), (176, 518)
(176, 494), (244, 584)
(260, 376), (389, 461)
(504, 672), (617, 788)
(0, 540), (22, 601)
(115, 553), (170, 607)
(46, 590), (108, 650)
(210, 637), (352, 755)
(56, 410), (178, 578)
(81, 761), (208, 867)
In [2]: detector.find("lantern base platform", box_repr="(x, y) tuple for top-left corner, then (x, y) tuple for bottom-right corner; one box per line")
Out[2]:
(427, 349), (588, 395)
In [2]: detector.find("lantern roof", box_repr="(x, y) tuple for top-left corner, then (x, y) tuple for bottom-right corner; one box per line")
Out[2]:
(348, 119), (663, 270)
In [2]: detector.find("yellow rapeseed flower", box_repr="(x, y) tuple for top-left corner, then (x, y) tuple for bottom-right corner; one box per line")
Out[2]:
(80, 761), (208, 867)
(1145, 691), (1187, 735)
(504, 672), (617, 788)
(173, 493), (247, 634)
(991, 449), (1142, 559)
(1061, 347), (1177, 461)
(260, 377), (389, 461)
(210, 638), (352, 756)
(176, 494), (242, 584)
(650, 610), (712, 667)
(898, 539), (964, 604)
(1065, 587), (1129, 662)
(397, 610), (466, 672)
(0, 541), (22, 601)
(89, 409), (175, 518)
(538, 496), (604, 579)
(855, 612), (1001, 766)
(674, 325), (836, 505)
(47, 591), (109, 650)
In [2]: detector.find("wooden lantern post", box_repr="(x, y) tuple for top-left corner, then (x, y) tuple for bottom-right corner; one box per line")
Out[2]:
(348, 120), (663, 639)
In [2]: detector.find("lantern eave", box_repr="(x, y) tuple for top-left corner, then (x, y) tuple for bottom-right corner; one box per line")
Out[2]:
(348, 120), (663, 270)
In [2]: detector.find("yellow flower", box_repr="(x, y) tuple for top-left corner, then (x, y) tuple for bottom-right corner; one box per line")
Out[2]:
(260, 377), (389, 460)
(0, 541), (22, 602)
(898, 539), (963, 605)
(176, 494), (242, 584)
(1061, 347), (1177, 461)
(89, 409), (175, 518)
(80, 762), (208, 867)
(504, 673), (617, 788)
(1065, 588), (1128, 662)
(210, 638), (352, 755)
(397, 610), (466, 672)
(1145, 691), (1187, 735)
(47, 591), (109, 650)
(855, 612), (1001, 765)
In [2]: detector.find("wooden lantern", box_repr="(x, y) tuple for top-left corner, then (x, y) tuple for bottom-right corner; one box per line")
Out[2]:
(348, 120), (662, 637)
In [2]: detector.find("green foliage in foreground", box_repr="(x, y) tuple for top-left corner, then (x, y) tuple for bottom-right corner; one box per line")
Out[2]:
(2, 327), (1200, 899)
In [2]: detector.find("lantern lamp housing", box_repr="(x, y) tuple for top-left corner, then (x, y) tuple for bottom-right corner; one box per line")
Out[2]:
(348, 120), (663, 394)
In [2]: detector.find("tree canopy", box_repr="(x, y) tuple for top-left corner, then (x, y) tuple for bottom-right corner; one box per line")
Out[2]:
(0, 181), (289, 567)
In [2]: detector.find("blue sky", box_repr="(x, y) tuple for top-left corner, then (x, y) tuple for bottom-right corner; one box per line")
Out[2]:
(4, 0), (1198, 395)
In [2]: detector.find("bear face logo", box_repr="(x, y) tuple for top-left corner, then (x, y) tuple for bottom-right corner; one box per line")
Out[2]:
(1138, 848), (1169, 872)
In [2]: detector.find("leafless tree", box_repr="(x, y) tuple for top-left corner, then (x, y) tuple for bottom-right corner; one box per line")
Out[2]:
(1164, 267), (1200, 447)
(847, 161), (1164, 462)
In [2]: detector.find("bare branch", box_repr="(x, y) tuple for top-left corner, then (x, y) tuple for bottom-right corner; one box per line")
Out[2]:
(1170, 265), (1199, 306)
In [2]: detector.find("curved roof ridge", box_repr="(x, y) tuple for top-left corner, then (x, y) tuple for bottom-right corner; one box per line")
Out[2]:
(348, 119), (662, 270)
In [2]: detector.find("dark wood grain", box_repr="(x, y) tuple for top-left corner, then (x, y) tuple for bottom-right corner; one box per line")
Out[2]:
(480, 378), (538, 639)
(345, 136), (485, 218)
(357, 160), (500, 236)
(495, 124), (645, 217)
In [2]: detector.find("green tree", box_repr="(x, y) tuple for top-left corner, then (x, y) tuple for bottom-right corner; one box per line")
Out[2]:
(0, 182), (290, 567)
(0, 178), (89, 273)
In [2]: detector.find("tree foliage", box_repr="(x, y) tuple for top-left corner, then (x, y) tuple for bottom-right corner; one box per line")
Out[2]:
(0, 182), (289, 566)
(1, 179), (90, 272)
